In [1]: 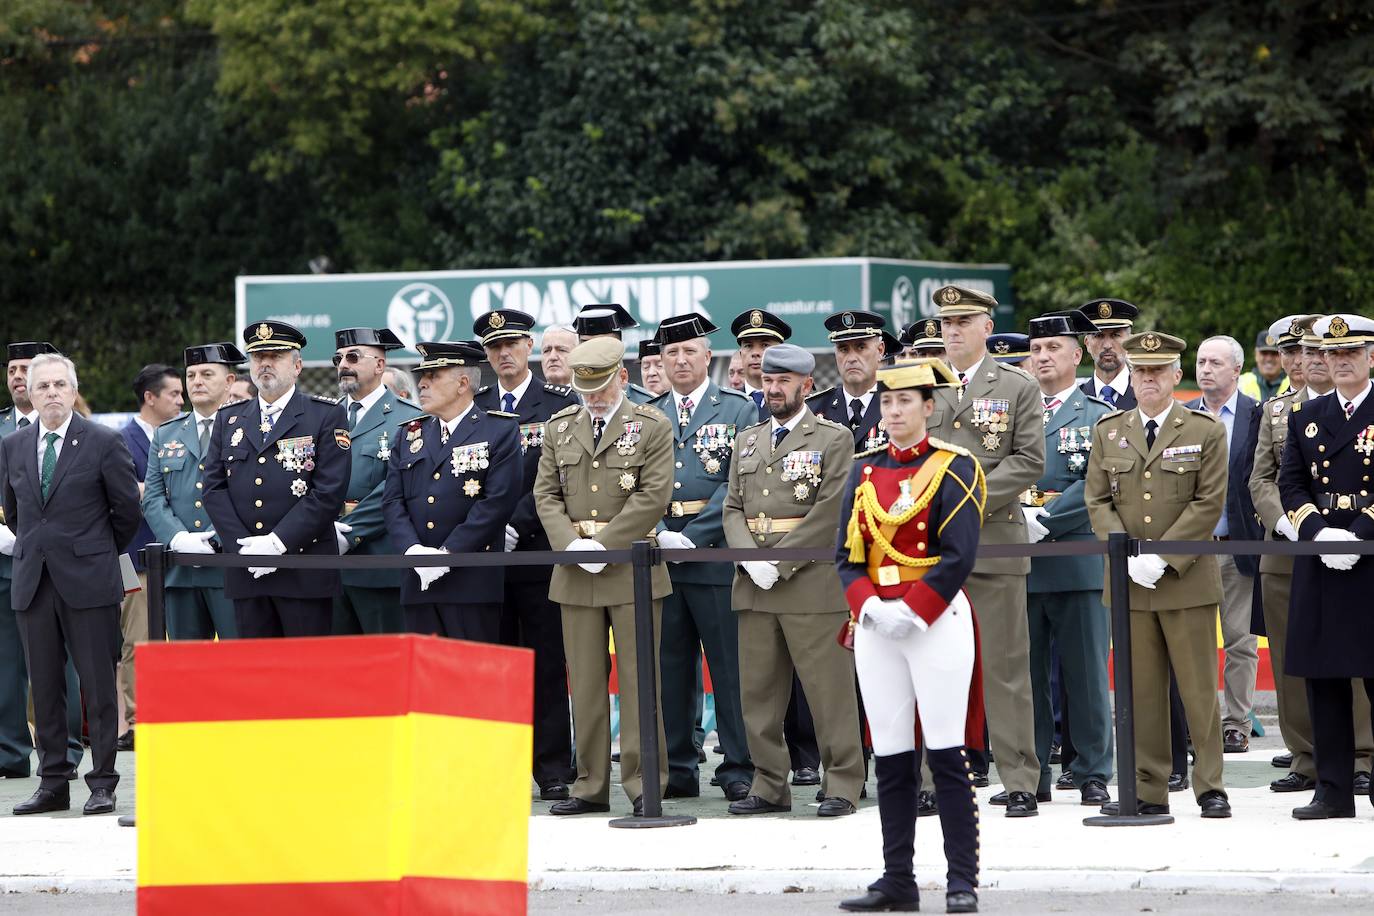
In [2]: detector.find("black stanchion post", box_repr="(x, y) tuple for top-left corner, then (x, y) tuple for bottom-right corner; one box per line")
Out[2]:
(609, 539), (696, 829)
(143, 543), (167, 643)
(1085, 531), (1173, 826)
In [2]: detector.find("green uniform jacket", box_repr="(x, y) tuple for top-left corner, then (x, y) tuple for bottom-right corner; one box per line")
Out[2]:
(534, 399), (674, 606)
(722, 408), (852, 613)
(339, 390), (424, 589)
(1085, 401), (1227, 610)
(1249, 387), (1308, 576)
(142, 412), (223, 589)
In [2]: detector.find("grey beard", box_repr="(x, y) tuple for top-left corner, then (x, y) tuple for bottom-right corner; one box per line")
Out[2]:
(337, 376), (360, 397)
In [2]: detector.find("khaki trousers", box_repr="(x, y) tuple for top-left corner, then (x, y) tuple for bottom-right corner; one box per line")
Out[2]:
(737, 609), (864, 806)
(1217, 555), (1257, 734)
(118, 572), (147, 728)
(1131, 605), (1225, 806)
(561, 601), (668, 805)
(966, 571), (1040, 794)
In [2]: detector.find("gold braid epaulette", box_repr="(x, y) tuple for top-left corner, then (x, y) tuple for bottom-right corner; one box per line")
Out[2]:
(846, 450), (957, 565)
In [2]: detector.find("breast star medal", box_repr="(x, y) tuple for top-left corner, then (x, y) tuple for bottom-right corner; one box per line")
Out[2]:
(230, 427), (244, 447)
(982, 431), (1001, 451)
(704, 457), (721, 474)
(793, 482), (810, 501)
(260, 419), (272, 434)
(619, 471), (637, 492)
(409, 437), (424, 453)
(463, 478), (481, 497)
(290, 478), (307, 497)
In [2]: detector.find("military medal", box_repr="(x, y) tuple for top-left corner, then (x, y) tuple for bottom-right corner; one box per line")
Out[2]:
(793, 482), (810, 501)
(1306, 423), (1318, 438)
(704, 458), (721, 474)
(409, 438), (424, 454)
(519, 422), (545, 454)
(890, 478), (915, 514)
(290, 478), (307, 497)
(614, 421), (643, 456)
(377, 431), (391, 462)
(451, 441), (491, 477)
(1357, 425), (1374, 456)
(1107, 428), (1117, 441)
(228, 416), (238, 425)
(982, 432), (1001, 451)
(463, 479), (481, 497)
(619, 471), (637, 492)
(260, 419), (272, 434)
(276, 436), (315, 472)
(693, 423), (734, 471)
(557, 421), (568, 433)
(230, 427), (244, 447)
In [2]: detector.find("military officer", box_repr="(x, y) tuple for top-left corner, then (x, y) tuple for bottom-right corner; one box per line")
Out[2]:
(731, 309), (793, 419)
(987, 333), (1031, 371)
(0, 341), (83, 778)
(1085, 330), (1231, 818)
(1078, 299), (1140, 410)
(1278, 314), (1374, 819)
(202, 320), (351, 638)
(1024, 312), (1115, 807)
(900, 318), (946, 360)
(472, 309), (579, 797)
(572, 303), (655, 404)
(381, 341), (520, 642)
(330, 327), (424, 635)
(142, 342), (245, 640)
(928, 284), (1045, 816)
(807, 311), (903, 452)
(638, 338), (668, 396)
(533, 338), (674, 815)
(1251, 315), (1374, 794)
(721, 344), (864, 816)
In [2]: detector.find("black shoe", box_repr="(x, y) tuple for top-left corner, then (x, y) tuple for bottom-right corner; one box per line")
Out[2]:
(539, 782), (570, 801)
(1270, 773), (1316, 793)
(1080, 780), (1110, 806)
(116, 729), (134, 752)
(611, 751), (621, 763)
(713, 745), (723, 755)
(0, 767), (30, 779)
(1004, 790), (1039, 817)
(117, 814), (136, 828)
(1168, 772), (1189, 792)
(946, 890), (979, 913)
(13, 787), (70, 816)
(817, 796), (856, 817)
(709, 774), (722, 787)
(1271, 752), (1293, 769)
(1048, 743), (1061, 765)
(792, 766), (821, 786)
(1099, 800), (1170, 816)
(550, 797), (610, 816)
(724, 780), (750, 802)
(1222, 728), (1249, 754)
(633, 795), (644, 817)
(1355, 772), (1371, 796)
(916, 789), (938, 817)
(83, 788), (115, 816)
(697, 748), (707, 763)
(727, 795), (790, 815)
(1056, 770), (1075, 790)
(838, 889), (920, 912)
(1292, 799), (1356, 820)
(990, 789), (1051, 805)
(970, 770), (989, 788)
(1198, 790), (1231, 818)
(664, 784), (700, 799)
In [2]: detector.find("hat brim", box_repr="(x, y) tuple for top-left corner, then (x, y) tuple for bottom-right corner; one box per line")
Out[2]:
(481, 329), (533, 346)
(1321, 337), (1374, 350)
(1088, 319), (1134, 331)
(937, 305), (993, 318)
(244, 341), (301, 353)
(571, 368), (619, 394)
(1125, 354), (1180, 367)
(735, 328), (787, 343)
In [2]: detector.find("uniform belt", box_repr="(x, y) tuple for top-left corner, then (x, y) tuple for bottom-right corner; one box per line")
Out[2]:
(342, 501), (359, 516)
(572, 520), (659, 539)
(746, 515), (805, 535)
(668, 499), (710, 518)
(867, 564), (929, 588)
(1316, 493), (1374, 511)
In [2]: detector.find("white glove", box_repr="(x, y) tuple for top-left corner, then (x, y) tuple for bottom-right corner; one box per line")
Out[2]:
(1315, 527), (1360, 571)
(1274, 516), (1299, 542)
(0, 524), (15, 556)
(334, 521), (353, 555)
(740, 559), (780, 590)
(1022, 506), (1050, 544)
(1126, 553), (1168, 589)
(568, 537), (607, 574)
(169, 530), (215, 555)
(405, 543), (450, 590)
(656, 529), (696, 561)
(504, 524), (520, 552)
(237, 533), (286, 578)
(859, 595), (918, 640)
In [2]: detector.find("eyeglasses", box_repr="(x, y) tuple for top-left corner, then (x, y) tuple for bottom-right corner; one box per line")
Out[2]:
(332, 351), (382, 367)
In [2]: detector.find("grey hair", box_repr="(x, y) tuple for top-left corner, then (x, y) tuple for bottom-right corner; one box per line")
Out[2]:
(384, 366), (417, 399)
(27, 353), (78, 391)
(1201, 335), (1244, 369)
(541, 324), (577, 340)
(455, 366), (482, 388)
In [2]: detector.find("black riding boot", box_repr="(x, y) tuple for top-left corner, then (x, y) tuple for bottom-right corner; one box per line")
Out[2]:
(927, 746), (980, 897)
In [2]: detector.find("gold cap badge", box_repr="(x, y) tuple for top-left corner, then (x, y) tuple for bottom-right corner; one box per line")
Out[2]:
(1097, 302), (1112, 319)
(488, 312), (506, 330)
(749, 310), (763, 328)
(255, 323), (272, 341)
(1331, 316), (1349, 338)
(1141, 333), (1161, 352)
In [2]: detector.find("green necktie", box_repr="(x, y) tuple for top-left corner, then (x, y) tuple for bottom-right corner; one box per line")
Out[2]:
(40, 431), (59, 501)
(349, 401), (362, 430)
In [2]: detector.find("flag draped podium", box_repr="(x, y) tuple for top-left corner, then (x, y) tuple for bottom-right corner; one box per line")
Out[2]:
(135, 635), (534, 915)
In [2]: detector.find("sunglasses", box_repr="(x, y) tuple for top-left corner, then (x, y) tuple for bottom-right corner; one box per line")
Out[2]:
(332, 351), (382, 367)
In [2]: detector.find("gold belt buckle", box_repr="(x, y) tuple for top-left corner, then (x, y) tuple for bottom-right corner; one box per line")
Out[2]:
(1338, 494), (1353, 510)
(755, 513), (772, 535)
(670, 501), (684, 518)
(575, 521), (597, 537)
(877, 566), (901, 587)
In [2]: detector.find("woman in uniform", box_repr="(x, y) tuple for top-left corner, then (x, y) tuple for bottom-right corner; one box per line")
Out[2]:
(835, 358), (987, 915)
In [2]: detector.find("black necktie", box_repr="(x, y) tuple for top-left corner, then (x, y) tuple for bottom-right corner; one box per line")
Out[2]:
(849, 398), (864, 429)
(1145, 418), (1158, 450)
(16, 416), (30, 429)
(593, 418), (605, 443)
(773, 426), (787, 450)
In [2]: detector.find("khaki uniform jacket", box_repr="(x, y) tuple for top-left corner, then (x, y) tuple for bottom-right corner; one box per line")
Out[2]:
(1085, 401), (1227, 610)
(722, 408), (852, 613)
(534, 399), (673, 606)
(927, 357), (1045, 575)
(1249, 387), (1309, 576)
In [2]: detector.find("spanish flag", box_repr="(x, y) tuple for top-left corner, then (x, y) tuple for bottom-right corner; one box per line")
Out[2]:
(136, 635), (533, 915)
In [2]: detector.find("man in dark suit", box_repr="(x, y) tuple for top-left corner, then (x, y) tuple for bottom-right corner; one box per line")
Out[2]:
(2, 353), (141, 815)
(806, 311), (902, 452)
(1186, 335), (1263, 753)
(202, 321), (351, 638)
(1078, 299), (1139, 410)
(473, 311), (578, 797)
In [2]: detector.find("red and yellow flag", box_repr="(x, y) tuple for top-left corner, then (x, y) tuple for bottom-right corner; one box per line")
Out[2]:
(136, 635), (533, 915)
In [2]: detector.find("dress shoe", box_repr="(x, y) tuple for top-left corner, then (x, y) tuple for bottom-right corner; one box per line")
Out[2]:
(1004, 791), (1039, 817)
(990, 789), (1051, 805)
(1222, 728), (1249, 754)
(83, 788), (116, 815)
(632, 796), (644, 817)
(1292, 799), (1356, 820)
(1098, 800), (1170, 816)
(117, 814), (136, 828)
(1269, 772), (1316, 793)
(663, 784), (700, 799)
(1079, 780), (1110, 806)
(539, 783), (570, 801)
(1355, 772), (1371, 796)
(1048, 742), (1061, 764)
(791, 766), (821, 786)
(723, 780), (750, 802)
(727, 795), (790, 815)
(946, 890), (979, 913)
(611, 751), (621, 763)
(969, 770), (989, 788)
(13, 787), (70, 816)
(916, 789), (938, 817)
(697, 748), (707, 763)
(550, 797), (610, 816)
(0, 767), (30, 779)
(116, 729), (134, 752)
(1198, 790), (1231, 818)
(1056, 770), (1075, 790)
(1271, 752), (1293, 769)
(838, 889), (920, 912)
(817, 796), (856, 817)
(712, 745), (723, 755)
(1168, 772), (1189, 792)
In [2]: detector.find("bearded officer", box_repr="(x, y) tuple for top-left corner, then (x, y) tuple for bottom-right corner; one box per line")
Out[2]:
(202, 320), (351, 638)
(731, 309), (792, 420)
(1085, 330), (1231, 819)
(928, 284), (1045, 816)
(1078, 299), (1140, 410)
(142, 342), (245, 640)
(1278, 314), (1374, 819)
(722, 343), (864, 816)
(572, 303), (655, 404)
(472, 309), (579, 798)
(533, 337), (674, 816)
(331, 327), (423, 635)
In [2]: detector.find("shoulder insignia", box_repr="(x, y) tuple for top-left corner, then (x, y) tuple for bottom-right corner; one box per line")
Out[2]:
(633, 403), (666, 421)
(1082, 394), (1112, 410)
(543, 383), (573, 396)
(806, 386), (835, 404)
(718, 387), (749, 401)
(998, 363), (1035, 382)
(311, 394), (340, 405)
(855, 442), (888, 458)
(927, 436), (972, 459)
(813, 416), (850, 434)
(551, 403), (581, 420)
(1291, 400), (1301, 413)
(159, 412), (189, 429)
(1186, 407), (1222, 425)
(395, 397), (421, 411)
(218, 398), (248, 411)
(477, 385), (492, 395)
(486, 409), (518, 419)
(1094, 410), (1123, 425)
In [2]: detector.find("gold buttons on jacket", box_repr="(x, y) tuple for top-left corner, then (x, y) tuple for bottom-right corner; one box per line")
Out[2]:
(592, 461), (600, 468)
(762, 489), (770, 496)
(1143, 515), (1152, 524)
(427, 496), (435, 503)
(255, 522), (264, 529)
(917, 521), (926, 531)
(427, 522), (435, 529)
(195, 500), (202, 508)
(953, 421), (962, 429)
(193, 520), (202, 528)
(1143, 493), (1151, 501)
(675, 462), (683, 469)
(258, 456), (266, 464)
(195, 482), (202, 489)
(1144, 471), (1151, 479)
(674, 481), (682, 489)
(254, 500), (262, 508)
(591, 484), (599, 492)
(591, 509), (599, 518)
(434, 473), (441, 480)
(255, 478), (263, 486)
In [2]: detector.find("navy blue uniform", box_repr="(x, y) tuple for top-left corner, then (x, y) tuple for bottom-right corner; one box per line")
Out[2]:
(808, 387), (888, 453)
